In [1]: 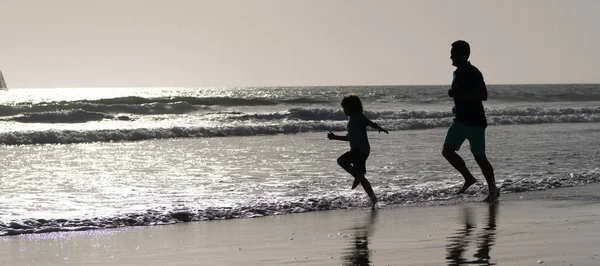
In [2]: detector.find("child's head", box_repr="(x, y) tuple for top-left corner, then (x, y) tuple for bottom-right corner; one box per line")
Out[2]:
(341, 94), (363, 116)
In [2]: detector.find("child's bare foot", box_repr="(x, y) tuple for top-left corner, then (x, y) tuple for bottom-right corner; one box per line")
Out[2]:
(457, 179), (476, 194)
(370, 197), (378, 210)
(351, 179), (360, 190)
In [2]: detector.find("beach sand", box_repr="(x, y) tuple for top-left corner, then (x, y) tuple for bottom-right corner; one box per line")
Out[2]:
(2, 184), (600, 266)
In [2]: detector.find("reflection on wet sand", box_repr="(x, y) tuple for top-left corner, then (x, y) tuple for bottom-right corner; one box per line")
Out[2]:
(446, 203), (498, 266)
(342, 210), (379, 266)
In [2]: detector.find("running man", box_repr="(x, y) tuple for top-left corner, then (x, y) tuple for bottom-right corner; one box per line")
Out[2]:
(442, 40), (500, 202)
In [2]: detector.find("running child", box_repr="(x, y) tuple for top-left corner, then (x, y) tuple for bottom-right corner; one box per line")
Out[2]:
(327, 94), (388, 209)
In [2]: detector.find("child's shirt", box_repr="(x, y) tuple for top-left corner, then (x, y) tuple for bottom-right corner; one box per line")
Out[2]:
(347, 113), (370, 155)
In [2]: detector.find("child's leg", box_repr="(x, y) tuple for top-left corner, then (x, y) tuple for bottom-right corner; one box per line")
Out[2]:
(358, 175), (378, 209)
(337, 151), (359, 178)
(359, 176), (376, 200)
(348, 150), (366, 190)
(353, 152), (377, 205)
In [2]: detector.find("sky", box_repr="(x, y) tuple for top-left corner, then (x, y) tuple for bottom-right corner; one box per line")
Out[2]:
(0, 0), (599, 88)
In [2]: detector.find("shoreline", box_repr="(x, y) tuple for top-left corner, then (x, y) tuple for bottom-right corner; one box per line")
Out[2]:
(2, 183), (600, 265)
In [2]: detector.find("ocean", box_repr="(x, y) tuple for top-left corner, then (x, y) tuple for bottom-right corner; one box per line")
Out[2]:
(0, 84), (599, 235)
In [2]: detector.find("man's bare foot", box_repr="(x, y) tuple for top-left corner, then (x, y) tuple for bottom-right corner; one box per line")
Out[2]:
(482, 187), (501, 203)
(457, 179), (476, 194)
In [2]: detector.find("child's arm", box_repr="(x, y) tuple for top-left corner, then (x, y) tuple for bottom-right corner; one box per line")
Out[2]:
(327, 131), (349, 141)
(364, 116), (389, 134)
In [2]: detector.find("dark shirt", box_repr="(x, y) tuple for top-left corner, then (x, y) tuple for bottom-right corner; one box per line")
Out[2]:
(347, 113), (371, 155)
(452, 62), (487, 126)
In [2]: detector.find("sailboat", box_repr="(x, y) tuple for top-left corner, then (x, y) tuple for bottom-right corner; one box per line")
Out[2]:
(0, 71), (6, 90)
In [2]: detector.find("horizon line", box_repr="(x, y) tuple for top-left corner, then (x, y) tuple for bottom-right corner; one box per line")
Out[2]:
(3, 82), (599, 89)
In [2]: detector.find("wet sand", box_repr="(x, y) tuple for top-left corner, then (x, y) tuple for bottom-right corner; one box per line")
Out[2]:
(2, 183), (600, 266)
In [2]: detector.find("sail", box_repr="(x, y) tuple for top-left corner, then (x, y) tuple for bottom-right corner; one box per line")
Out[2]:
(0, 71), (6, 89)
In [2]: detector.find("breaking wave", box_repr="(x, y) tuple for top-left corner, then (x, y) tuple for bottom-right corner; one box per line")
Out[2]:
(0, 96), (331, 117)
(5, 109), (131, 123)
(1, 170), (598, 236)
(221, 106), (600, 121)
(0, 105), (599, 145)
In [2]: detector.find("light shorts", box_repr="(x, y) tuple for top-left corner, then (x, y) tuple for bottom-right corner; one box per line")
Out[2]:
(444, 120), (487, 156)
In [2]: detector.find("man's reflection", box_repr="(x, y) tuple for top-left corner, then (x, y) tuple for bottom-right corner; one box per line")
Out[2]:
(342, 210), (379, 266)
(473, 203), (498, 263)
(446, 203), (498, 266)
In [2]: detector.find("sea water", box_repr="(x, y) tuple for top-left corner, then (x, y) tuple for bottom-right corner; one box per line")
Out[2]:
(0, 85), (599, 235)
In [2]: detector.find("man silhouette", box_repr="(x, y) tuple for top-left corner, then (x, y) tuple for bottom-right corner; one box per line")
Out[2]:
(442, 40), (500, 202)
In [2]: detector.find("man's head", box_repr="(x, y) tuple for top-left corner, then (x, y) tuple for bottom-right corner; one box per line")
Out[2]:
(451, 40), (470, 67)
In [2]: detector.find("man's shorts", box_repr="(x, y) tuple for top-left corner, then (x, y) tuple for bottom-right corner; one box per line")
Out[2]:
(444, 120), (487, 156)
(339, 149), (369, 175)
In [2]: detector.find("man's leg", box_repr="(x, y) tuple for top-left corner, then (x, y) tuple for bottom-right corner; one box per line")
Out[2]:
(443, 144), (477, 193)
(474, 155), (496, 193)
(469, 126), (499, 202)
(475, 155), (499, 202)
(443, 121), (477, 194)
